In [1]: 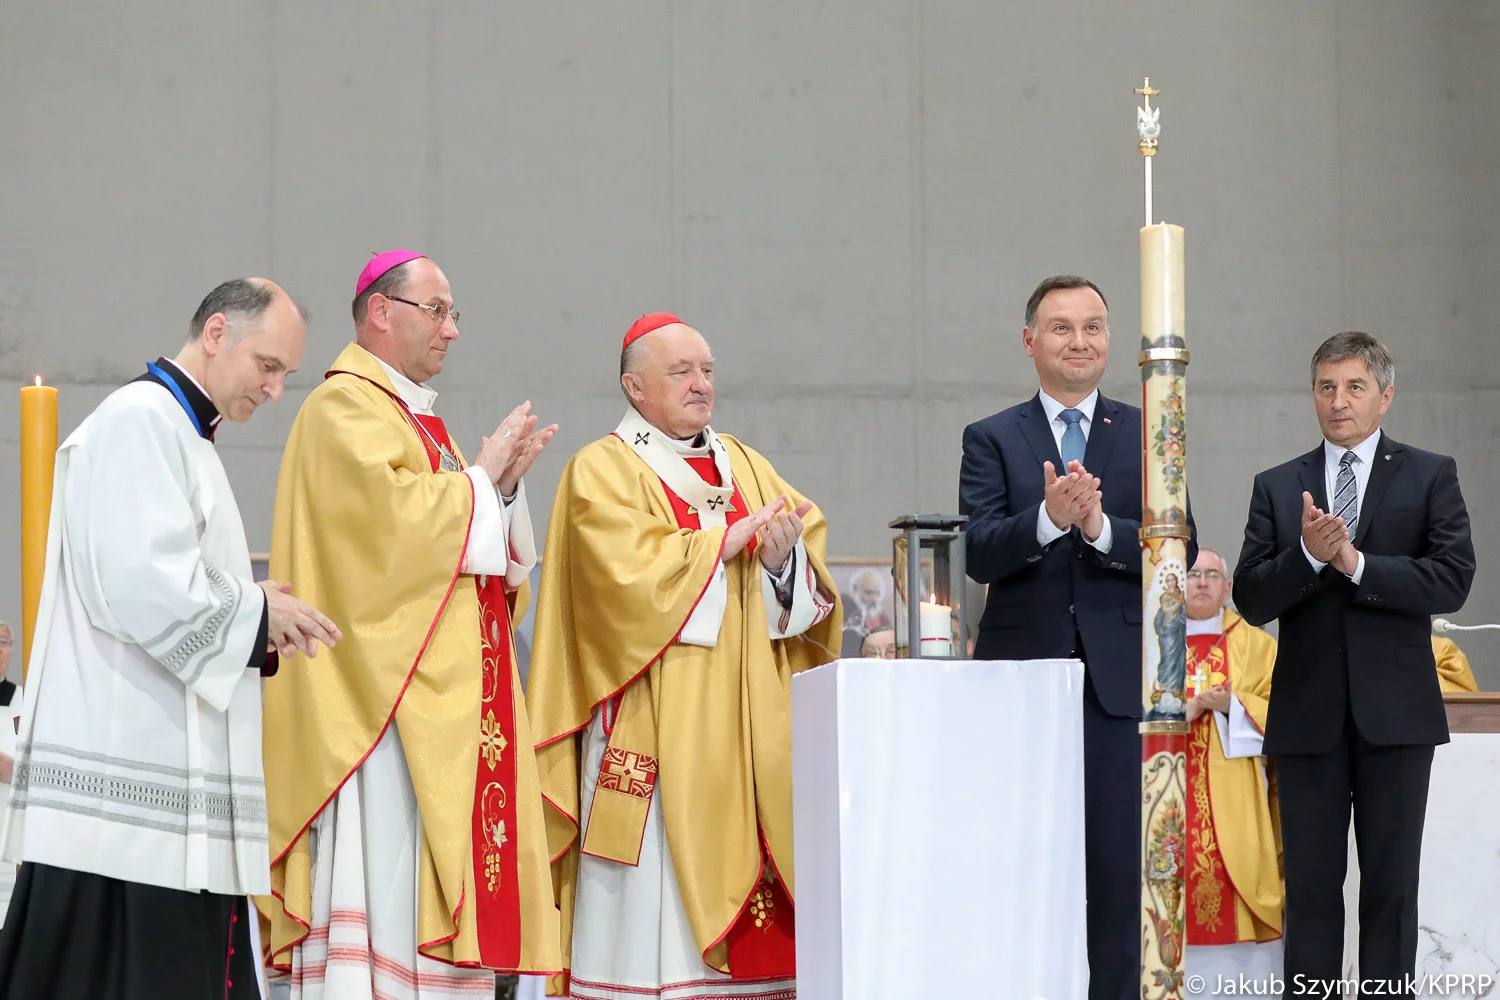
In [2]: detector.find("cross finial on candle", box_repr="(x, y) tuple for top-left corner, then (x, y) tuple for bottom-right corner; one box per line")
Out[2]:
(1134, 75), (1162, 225)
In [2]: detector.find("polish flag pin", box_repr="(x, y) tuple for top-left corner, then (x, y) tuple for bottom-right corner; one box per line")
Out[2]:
(1103, 417), (1112, 424)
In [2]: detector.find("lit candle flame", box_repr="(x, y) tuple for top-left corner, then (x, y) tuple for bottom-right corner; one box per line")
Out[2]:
(34, 375), (42, 386)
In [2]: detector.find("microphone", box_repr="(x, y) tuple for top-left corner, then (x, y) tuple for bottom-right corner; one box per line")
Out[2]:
(1433, 618), (1500, 633)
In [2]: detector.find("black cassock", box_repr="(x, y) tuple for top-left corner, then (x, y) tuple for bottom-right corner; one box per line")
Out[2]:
(0, 863), (259, 1000)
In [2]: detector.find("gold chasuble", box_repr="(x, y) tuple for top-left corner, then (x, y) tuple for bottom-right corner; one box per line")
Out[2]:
(1433, 636), (1480, 693)
(259, 342), (559, 973)
(529, 427), (842, 985)
(1184, 610), (1283, 946)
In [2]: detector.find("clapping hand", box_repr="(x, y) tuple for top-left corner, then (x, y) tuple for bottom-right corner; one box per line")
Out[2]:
(1044, 460), (1104, 538)
(723, 495), (787, 561)
(1300, 492), (1350, 564)
(757, 499), (814, 574)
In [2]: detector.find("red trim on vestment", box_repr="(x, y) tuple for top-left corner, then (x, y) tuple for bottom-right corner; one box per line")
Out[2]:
(268, 369), (477, 968)
(533, 505), (729, 756)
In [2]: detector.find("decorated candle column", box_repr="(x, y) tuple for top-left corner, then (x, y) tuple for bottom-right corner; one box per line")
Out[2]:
(1134, 78), (1191, 1000)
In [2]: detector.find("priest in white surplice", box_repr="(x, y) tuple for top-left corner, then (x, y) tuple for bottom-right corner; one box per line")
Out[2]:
(529, 313), (841, 1000)
(261, 250), (562, 1000)
(0, 279), (341, 1000)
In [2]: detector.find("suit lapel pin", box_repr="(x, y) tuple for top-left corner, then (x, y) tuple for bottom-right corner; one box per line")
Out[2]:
(1103, 417), (1112, 424)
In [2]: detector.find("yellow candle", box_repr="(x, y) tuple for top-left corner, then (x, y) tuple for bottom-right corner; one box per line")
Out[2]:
(20, 376), (58, 683)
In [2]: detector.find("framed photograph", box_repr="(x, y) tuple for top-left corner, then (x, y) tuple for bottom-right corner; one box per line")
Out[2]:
(826, 557), (896, 658)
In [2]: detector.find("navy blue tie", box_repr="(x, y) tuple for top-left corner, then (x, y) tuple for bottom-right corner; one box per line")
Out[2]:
(1060, 408), (1086, 467)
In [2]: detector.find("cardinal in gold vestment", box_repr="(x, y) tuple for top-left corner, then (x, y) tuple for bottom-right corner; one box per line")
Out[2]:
(259, 251), (561, 999)
(528, 314), (840, 1000)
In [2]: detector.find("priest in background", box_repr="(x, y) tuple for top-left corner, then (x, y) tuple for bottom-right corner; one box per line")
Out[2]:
(0, 279), (339, 1000)
(529, 313), (840, 1000)
(1181, 549), (1284, 994)
(1432, 635), (1480, 693)
(260, 250), (562, 999)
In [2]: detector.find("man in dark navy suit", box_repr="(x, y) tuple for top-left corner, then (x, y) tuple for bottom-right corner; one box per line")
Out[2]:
(1233, 332), (1474, 994)
(960, 275), (1195, 1000)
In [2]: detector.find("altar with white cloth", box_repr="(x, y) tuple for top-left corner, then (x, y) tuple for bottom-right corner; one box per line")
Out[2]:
(1340, 697), (1500, 995)
(791, 657), (1089, 1000)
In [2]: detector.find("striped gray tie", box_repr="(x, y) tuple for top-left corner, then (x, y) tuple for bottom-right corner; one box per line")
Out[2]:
(1332, 451), (1359, 536)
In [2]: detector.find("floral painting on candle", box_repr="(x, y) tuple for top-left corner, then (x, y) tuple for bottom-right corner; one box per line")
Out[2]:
(1151, 382), (1187, 501)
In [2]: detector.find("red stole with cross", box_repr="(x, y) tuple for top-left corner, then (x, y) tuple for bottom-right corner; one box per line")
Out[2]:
(1185, 631), (1237, 946)
(410, 411), (523, 968)
(657, 456), (796, 979)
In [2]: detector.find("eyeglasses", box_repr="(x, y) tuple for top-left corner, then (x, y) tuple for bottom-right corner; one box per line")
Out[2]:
(1186, 569), (1223, 581)
(386, 295), (460, 326)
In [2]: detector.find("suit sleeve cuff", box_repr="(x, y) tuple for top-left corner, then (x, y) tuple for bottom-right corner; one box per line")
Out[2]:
(252, 590), (278, 677)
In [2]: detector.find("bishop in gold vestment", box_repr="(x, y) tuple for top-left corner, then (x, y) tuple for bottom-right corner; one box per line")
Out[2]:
(1182, 550), (1285, 992)
(260, 251), (561, 999)
(529, 314), (840, 999)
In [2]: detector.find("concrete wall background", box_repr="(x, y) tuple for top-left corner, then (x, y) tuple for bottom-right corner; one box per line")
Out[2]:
(2, 1), (1497, 685)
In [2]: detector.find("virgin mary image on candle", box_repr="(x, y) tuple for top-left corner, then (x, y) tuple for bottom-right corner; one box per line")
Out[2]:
(1145, 567), (1188, 720)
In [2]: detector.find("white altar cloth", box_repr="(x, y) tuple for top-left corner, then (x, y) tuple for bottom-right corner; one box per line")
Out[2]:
(791, 657), (1088, 1000)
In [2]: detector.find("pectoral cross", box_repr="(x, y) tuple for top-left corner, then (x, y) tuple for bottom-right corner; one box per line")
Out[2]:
(1188, 654), (1210, 697)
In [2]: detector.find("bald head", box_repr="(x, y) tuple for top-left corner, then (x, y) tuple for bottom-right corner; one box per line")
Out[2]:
(1186, 548), (1232, 621)
(619, 323), (716, 440)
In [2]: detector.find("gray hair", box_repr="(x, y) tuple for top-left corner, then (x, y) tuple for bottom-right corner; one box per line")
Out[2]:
(352, 261), (415, 324)
(189, 279), (303, 341)
(619, 339), (650, 401)
(1310, 331), (1395, 391)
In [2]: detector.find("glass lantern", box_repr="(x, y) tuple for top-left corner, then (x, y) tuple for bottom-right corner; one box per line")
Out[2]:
(889, 514), (969, 659)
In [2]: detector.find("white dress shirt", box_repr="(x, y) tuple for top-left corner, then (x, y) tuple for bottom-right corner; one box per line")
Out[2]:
(1302, 428), (1381, 583)
(1035, 388), (1114, 552)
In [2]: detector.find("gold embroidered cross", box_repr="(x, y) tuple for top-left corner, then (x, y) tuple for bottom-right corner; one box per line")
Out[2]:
(606, 755), (649, 789)
(480, 710), (508, 769)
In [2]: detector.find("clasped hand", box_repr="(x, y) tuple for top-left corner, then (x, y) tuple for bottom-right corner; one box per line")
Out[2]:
(258, 580), (343, 660)
(1044, 460), (1105, 542)
(1300, 492), (1358, 575)
(1186, 683), (1232, 723)
(721, 493), (815, 574)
